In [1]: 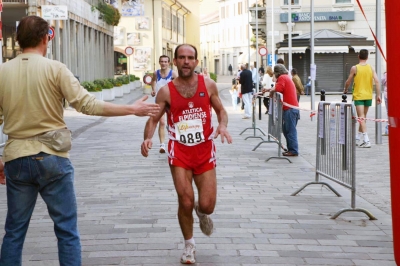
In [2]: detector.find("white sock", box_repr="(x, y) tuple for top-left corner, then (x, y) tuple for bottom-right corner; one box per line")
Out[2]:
(356, 132), (362, 140)
(363, 133), (370, 142)
(185, 238), (195, 246)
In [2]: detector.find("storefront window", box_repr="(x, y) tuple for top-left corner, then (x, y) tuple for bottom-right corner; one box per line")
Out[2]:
(336, 0), (351, 3)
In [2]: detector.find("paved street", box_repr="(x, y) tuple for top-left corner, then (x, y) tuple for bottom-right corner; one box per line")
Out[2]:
(0, 75), (393, 265)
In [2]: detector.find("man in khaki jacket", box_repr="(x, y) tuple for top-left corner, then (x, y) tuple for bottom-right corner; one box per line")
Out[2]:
(0, 16), (159, 266)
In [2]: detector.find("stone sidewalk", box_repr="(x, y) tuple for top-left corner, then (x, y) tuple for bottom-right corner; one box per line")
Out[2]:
(0, 76), (394, 265)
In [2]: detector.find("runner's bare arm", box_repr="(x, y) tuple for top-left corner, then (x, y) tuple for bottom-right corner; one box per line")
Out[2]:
(151, 71), (157, 97)
(344, 66), (356, 93)
(372, 68), (382, 104)
(141, 86), (170, 157)
(206, 79), (232, 144)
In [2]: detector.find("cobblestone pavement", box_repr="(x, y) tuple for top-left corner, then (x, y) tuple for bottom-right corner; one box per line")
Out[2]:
(0, 76), (394, 265)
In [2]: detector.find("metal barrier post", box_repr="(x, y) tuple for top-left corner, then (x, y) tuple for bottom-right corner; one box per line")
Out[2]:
(253, 92), (291, 163)
(320, 89), (325, 101)
(291, 102), (376, 220)
(240, 89), (267, 140)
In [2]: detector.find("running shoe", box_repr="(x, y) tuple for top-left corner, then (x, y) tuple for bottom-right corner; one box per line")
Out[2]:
(159, 143), (166, 153)
(180, 243), (196, 264)
(194, 202), (214, 236)
(356, 138), (361, 146)
(359, 141), (371, 148)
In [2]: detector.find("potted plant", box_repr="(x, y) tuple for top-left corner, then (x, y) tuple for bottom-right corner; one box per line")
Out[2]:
(113, 77), (123, 98)
(82, 81), (103, 100)
(102, 79), (115, 101)
(121, 75), (130, 94)
(134, 76), (142, 89)
(129, 74), (136, 90)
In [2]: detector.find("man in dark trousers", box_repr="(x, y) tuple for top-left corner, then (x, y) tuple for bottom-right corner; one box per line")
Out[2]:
(228, 64), (233, 75)
(239, 64), (253, 119)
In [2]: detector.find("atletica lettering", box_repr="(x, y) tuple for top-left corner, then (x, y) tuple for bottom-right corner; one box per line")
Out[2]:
(182, 107), (203, 115)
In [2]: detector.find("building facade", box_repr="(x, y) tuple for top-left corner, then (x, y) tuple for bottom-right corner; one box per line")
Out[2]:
(114, 0), (200, 78)
(1, 0), (115, 82)
(200, 0), (386, 91)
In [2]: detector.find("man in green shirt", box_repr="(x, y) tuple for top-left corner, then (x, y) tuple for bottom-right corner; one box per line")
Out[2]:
(0, 16), (159, 265)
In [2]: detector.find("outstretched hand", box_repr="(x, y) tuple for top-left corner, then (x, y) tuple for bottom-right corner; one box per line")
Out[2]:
(214, 125), (232, 144)
(141, 139), (153, 157)
(133, 96), (160, 117)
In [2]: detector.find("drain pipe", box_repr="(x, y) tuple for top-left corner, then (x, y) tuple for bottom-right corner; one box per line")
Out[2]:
(170, 0), (177, 40)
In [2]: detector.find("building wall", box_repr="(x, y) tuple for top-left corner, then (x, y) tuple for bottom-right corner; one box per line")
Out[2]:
(200, 0), (386, 76)
(115, 0), (199, 78)
(265, 0), (386, 72)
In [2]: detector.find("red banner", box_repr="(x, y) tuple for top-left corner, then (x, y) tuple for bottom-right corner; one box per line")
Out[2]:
(386, 1), (400, 265)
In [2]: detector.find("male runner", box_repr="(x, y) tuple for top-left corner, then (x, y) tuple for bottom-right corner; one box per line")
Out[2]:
(141, 44), (232, 264)
(344, 49), (381, 148)
(151, 55), (178, 153)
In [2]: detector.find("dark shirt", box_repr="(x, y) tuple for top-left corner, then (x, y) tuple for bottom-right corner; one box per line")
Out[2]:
(239, 69), (253, 94)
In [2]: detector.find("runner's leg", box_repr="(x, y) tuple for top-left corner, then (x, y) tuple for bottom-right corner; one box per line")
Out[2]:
(193, 168), (217, 215)
(158, 114), (166, 144)
(170, 166), (195, 240)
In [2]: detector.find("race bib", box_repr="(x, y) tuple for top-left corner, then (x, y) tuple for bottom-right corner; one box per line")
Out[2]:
(175, 119), (205, 146)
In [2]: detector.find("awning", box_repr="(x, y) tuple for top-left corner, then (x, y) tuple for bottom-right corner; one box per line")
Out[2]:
(313, 46), (349, 53)
(350, 46), (376, 53)
(277, 46), (308, 54)
(237, 50), (258, 64)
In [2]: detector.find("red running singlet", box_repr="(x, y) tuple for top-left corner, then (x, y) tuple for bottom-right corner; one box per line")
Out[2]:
(167, 74), (216, 174)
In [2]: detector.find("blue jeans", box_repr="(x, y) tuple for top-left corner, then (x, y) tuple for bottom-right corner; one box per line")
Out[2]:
(0, 153), (81, 266)
(282, 108), (300, 155)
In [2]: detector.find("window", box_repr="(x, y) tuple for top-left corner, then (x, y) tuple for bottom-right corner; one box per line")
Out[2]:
(336, 0), (351, 3)
(284, 0), (299, 4)
(221, 7), (225, 19)
(172, 14), (177, 32)
(162, 8), (171, 29)
(238, 2), (242, 15)
(283, 33), (299, 39)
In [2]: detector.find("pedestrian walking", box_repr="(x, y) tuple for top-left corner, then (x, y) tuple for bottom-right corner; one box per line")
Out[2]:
(291, 68), (305, 102)
(0, 16), (160, 266)
(344, 49), (381, 148)
(151, 55), (178, 153)
(382, 71), (389, 136)
(263, 64), (300, 156)
(141, 44), (232, 264)
(239, 64), (253, 119)
(228, 64), (233, 75)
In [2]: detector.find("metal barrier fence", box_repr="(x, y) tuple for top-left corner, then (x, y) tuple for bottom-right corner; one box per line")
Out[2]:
(291, 101), (376, 220)
(253, 92), (291, 163)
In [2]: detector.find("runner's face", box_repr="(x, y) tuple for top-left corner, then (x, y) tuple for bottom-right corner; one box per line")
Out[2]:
(173, 46), (198, 78)
(159, 58), (169, 70)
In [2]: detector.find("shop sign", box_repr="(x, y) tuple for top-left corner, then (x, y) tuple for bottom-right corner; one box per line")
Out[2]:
(280, 11), (354, 23)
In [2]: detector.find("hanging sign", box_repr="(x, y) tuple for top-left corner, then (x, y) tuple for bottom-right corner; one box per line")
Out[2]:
(42, 5), (68, 20)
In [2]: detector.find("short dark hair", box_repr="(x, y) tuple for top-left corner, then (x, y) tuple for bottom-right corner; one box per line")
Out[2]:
(359, 49), (369, 60)
(159, 55), (170, 62)
(174, 44), (198, 60)
(291, 68), (298, 75)
(277, 58), (285, 64)
(16, 16), (49, 49)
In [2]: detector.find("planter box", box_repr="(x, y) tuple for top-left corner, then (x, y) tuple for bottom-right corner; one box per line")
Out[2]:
(114, 86), (124, 98)
(123, 84), (130, 94)
(130, 82), (135, 91)
(103, 88), (115, 101)
(135, 80), (142, 89)
(90, 91), (103, 101)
